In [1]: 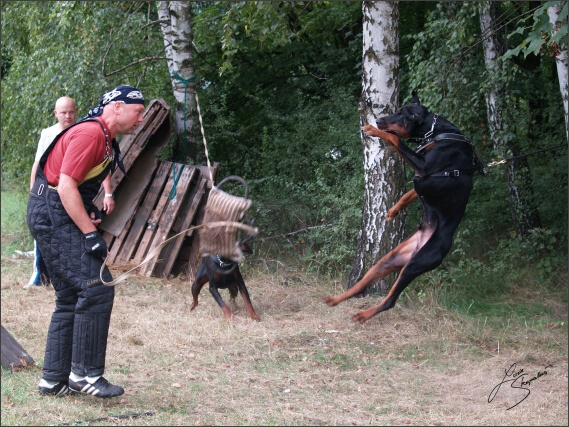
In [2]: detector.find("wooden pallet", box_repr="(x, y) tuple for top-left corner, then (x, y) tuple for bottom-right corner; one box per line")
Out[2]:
(93, 98), (219, 279)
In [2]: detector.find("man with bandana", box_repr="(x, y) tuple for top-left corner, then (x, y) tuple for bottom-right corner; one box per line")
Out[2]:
(27, 85), (146, 398)
(26, 97), (116, 289)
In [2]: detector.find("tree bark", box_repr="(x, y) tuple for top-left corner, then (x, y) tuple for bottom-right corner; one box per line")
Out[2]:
(479, 1), (541, 237)
(158, 1), (200, 163)
(347, 1), (406, 295)
(548, 1), (569, 142)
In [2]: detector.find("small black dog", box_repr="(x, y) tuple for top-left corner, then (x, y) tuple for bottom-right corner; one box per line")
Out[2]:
(190, 240), (260, 321)
(323, 92), (484, 323)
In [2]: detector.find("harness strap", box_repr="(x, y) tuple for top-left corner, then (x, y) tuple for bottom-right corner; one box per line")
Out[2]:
(428, 170), (462, 178)
(80, 158), (112, 185)
(425, 166), (480, 178)
(415, 131), (485, 177)
(416, 132), (472, 152)
(43, 159), (112, 190)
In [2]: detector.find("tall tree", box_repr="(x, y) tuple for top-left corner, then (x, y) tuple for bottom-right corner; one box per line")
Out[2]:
(1, 1), (168, 181)
(501, 1), (568, 142)
(479, 1), (541, 238)
(159, 1), (200, 163)
(348, 1), (406, 293)
(547, 1), (568, 142)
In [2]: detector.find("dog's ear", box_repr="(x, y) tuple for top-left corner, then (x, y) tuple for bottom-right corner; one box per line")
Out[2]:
(407, 113), (424, 126)
(411, 91), (420, 105)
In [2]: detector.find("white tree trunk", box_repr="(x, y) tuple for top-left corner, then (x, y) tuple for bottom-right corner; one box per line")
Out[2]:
(479, 1), (505, 145)
(348, 1), (405, 293)
(479, 1), (541, 236)
(158, 1), (198, 162)
(548, 1), (569, 142)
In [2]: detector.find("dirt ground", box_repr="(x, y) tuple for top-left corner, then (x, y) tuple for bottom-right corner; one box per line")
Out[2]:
(1, 258), (567, 426)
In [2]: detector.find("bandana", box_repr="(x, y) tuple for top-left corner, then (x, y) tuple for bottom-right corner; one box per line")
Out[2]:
(81, 85), (145, 177)
(84, 84), (145, 119)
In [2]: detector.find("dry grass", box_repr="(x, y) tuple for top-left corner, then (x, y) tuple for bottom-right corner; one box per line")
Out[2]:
(1, 255), (567, 426)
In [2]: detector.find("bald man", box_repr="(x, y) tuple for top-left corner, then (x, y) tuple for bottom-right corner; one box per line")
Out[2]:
(30, 96), (78, 190)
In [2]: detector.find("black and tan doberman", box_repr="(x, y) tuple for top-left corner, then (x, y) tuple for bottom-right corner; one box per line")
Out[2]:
(323, 93), (484, 323)
(190, 240), (260, 321)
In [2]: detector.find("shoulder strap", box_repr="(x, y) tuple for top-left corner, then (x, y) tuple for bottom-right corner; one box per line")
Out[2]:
(38, 118), (109, 170)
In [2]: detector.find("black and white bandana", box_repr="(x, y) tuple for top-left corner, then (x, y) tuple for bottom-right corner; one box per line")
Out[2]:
(81, 84), (145, 176)
(84, 84), (145, 119)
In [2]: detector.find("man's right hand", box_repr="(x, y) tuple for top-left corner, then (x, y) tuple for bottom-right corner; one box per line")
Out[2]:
(84, 231), (108, 259)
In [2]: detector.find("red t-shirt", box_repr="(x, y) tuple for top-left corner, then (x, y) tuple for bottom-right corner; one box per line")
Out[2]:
(44, 119), (111, 186)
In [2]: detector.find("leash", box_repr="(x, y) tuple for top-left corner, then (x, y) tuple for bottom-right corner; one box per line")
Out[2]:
(100, 220), (258, 286)
(486, 143), (568, 168)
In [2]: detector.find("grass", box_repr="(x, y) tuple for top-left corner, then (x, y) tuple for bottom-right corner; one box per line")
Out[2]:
(1, 187), (568, 426)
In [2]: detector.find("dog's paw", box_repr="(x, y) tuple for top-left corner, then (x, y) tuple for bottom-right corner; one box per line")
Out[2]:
(386, 207), (399, 221)
(322, 296), (339, 307)
(352, 310), (373, 324)
(222, 306), (234, 321)
(361, 124), (378, 136)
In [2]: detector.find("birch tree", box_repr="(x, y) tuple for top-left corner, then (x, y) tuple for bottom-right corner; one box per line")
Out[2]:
(159, 1), (200, 163)
(548, 1), (569, 142)
(479, 1), (541, 238)
(347, 1), (406, 293)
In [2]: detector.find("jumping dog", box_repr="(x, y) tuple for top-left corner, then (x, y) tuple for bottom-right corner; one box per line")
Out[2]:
(323, 93), (484, 323)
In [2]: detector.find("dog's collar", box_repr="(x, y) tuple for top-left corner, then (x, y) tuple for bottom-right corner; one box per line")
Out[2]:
(423, 114), (438, 140)
(216, 255), (235, 269)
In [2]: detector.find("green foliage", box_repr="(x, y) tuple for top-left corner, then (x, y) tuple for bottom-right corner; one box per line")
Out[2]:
(1, 1), (566, 277)
(193, 1), (363, 272)
(404, 1), (567, 250)
(502, 1), (568, 61)
(0, 185), (32, 255)
(250, 88), (365, 273)
(1, 1), (170, 182)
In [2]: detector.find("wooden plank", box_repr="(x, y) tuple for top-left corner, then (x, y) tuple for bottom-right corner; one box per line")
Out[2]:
(143, 165), (196, 277)
(158, 176), (208, 278)
(93, 99), (171, 213)
(102, 231), (115, 249)
(93, 100), (163, 205)
(1, 325), (35, 372)
(117, 100), (168, 158)
(132, 163), (180, 263)
(98, 150), (160, 237)
(171, 238), (196, 279)
(106, 216), (134, 265)
(170, 171), (201, 233)
(182, 168), (217, 279)
(112, 161), (172, 264)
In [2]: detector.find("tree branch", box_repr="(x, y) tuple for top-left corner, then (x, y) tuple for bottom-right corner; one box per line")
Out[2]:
(103, 56), (168, 77)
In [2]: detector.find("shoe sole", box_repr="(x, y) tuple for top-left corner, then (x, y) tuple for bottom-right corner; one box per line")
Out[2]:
(69, 384), (124, 398)
(38, 385), (73, 397)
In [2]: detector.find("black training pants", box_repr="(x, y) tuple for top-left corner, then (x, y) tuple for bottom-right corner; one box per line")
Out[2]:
(27, 181), (114, 381)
